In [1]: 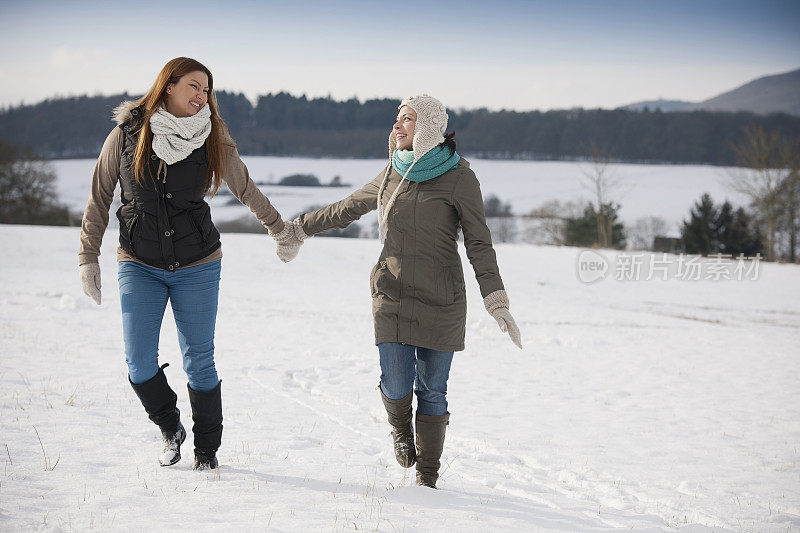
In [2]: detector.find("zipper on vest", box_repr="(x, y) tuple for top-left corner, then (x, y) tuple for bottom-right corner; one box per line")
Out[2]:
(127, 213), (140, 255)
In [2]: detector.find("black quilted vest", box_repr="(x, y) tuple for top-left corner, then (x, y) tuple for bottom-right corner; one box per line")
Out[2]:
(116, 105), (221, 270)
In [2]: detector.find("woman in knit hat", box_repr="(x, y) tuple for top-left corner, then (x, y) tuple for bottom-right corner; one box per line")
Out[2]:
(78, 57), (297, 471)
(279, 95), (522, 488)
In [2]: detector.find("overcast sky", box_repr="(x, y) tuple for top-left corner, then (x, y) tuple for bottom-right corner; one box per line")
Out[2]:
(1, 0), (798, 111)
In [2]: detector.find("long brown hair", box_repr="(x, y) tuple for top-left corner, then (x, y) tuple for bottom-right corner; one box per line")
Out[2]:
(131, 57), (230, 196)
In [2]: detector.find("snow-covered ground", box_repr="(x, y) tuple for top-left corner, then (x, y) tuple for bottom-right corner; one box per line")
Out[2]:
(1, 225), (798, 532)
(53, 156), (748, 237)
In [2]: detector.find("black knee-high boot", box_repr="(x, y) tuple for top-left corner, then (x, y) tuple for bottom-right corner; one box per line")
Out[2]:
(129, 363), (186, 466)
(187, 381), (223, 470)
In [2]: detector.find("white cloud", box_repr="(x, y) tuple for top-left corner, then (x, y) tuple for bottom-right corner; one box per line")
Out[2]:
(50, 45), (110, 70)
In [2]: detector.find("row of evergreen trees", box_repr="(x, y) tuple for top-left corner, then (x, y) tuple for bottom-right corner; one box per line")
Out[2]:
(681, 194), (763, 256)
(483, 192), (766, 257)
(564, 203), (626, 249)
(2, 91), (799, 164)
(531, 195), (764, 256)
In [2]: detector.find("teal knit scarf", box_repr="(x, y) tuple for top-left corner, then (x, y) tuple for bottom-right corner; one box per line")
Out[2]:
(392, 146), (460, 182)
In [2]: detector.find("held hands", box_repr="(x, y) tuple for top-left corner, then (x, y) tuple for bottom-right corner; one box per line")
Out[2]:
(80, 263), (102, 305)
(483, 290), (523, 349)
(269, 219), (309, 263)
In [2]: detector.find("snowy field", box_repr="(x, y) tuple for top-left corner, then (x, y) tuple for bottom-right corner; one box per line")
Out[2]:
(1, 224), (799, 532)
(52, 155), (748, 237)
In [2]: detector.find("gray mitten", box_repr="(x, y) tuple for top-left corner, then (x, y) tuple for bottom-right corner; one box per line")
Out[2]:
(483, 289), (522, 349)
(270, 220), (307, 263)
(80, 262), (102, 305)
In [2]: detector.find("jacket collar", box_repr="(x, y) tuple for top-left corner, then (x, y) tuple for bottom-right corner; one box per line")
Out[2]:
(113, 100), (145, 126)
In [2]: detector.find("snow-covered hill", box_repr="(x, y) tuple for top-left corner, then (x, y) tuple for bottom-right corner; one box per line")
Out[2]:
(1, 225), (798, 531)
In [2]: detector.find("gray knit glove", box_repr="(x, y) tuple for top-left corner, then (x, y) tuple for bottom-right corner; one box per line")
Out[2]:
(483, 290), (522, 349)
(80, 262), (101, 305)
(269, 219), (308, 263)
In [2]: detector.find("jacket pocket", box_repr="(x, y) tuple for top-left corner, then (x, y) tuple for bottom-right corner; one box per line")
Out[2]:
(370, 260), (387, 297)
(440, 268), (453, 306)
(121, 212), (140, 254)
(435, 265), (464, 306)
(190, 208), (211, 245)
(449, 266), (465, 303)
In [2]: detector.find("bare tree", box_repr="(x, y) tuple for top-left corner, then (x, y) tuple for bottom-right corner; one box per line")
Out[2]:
(0, 138), (71, 225)
(484, 194), (516, 243)
(727, 126), (799, 261)
(522, 199), (581, 245)
(776, 169), (800, 262)
(578, 142), (627, 248)
(628, 216), (670, 251)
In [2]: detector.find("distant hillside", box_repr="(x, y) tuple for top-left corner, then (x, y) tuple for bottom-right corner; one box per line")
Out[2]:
(690, 68), (800, 116)
(2, 92), (800, 165)
(621, 99), (693, 112)
(621, 68), (800, 117)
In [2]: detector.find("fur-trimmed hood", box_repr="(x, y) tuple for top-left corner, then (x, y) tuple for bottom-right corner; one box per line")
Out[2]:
(113, 100), (142, 125)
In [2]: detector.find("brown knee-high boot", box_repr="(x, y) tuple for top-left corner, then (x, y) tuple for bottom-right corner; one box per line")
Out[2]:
(379, 384), (416, 468)
(415, 412), (449, 488)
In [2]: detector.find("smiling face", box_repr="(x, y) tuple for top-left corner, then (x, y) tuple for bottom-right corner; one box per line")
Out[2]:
(164, 70), (209, 117)
(393, 105), (416, 151)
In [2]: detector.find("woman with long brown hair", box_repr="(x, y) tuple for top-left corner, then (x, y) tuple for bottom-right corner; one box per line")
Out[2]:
(78, 57), (298, 470)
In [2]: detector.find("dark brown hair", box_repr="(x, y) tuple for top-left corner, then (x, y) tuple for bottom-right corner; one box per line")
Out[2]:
(442, 131), (457, 153)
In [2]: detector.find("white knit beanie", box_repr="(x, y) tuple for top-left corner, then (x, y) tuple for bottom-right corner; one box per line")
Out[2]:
(387, 95), (449, 161)
(378, 94), (449, 241)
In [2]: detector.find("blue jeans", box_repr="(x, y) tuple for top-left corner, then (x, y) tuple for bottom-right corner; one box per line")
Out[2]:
(378, 342), (454, 416)
(118, 260), (221, 392)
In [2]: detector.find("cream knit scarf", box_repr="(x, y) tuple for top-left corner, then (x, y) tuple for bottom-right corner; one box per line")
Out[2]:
(149, 104), (212, 165)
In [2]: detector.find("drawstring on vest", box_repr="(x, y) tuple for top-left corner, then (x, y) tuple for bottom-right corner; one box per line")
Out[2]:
(157, 159), (168, 184)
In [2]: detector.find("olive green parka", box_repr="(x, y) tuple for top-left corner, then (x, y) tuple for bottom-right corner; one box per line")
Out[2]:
(298, 158), (504, 352)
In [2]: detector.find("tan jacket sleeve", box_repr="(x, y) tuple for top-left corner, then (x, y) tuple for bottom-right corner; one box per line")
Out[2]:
(78, 127), (123, 265)
(220, 142), (284, 234)
(453, 169), (505, 297)
(298, 164), (388, 236)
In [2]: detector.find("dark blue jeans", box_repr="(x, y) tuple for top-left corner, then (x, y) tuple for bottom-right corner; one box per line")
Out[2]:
(118, 260), (221, 392)
(378, 342), (454, 416)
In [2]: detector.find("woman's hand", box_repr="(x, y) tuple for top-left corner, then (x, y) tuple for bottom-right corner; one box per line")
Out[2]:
(80, 263), (102, 305)
(269, 219), (309, 263)
(483, 290), (522, 349)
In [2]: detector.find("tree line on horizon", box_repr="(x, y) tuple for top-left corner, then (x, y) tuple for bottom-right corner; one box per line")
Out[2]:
(1, 91), (800, 165)
(2, 122), (797, 261)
